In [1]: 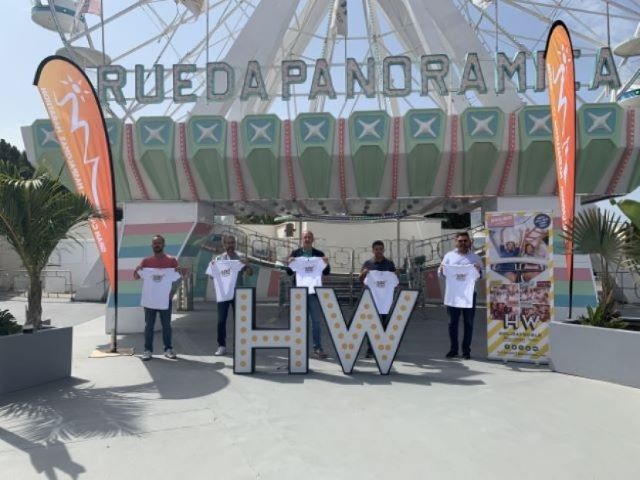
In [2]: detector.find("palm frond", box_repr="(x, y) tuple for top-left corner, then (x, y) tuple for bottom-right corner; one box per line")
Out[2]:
(562, 208), (626, 264)
(615, 199), (640, 230)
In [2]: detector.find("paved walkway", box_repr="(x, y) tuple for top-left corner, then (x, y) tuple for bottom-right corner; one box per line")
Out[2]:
(1, 301), (640, 479)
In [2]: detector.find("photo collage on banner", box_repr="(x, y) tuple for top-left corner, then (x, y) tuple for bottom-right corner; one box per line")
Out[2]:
(486, 211), (554, 363)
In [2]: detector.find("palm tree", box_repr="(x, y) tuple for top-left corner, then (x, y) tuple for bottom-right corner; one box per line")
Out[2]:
(564, 207), (626, 328)
(614, 199), (640, 275)
(0, 161), (101, 329)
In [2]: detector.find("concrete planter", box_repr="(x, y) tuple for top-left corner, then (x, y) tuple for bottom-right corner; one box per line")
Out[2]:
(550, 320), (640, 389)
(0, 326), (73, 395)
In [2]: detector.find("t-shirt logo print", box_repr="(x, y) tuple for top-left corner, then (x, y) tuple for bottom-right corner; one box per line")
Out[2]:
(376, 280), (386, 288)
(455, 273), (467, 281)
(304, 266), (315, 273)
(220, 268), (231, 277)
(152, 274), (163, 283)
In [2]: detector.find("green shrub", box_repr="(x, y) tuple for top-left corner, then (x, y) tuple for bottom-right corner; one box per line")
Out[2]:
(0, 309), (22, 336)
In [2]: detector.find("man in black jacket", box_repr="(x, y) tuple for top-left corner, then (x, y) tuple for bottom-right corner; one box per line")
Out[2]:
(287, 230), (330, 359)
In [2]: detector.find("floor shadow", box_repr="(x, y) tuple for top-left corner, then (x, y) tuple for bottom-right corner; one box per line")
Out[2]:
(239, 347), (487, 387)
(0, 377), (150, 479)
(0, 377), (150, 443)
(0, 427), (85, 480)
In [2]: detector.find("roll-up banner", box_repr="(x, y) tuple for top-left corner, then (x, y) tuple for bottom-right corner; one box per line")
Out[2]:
(486, 211), (554, 364)
(545, 21), (576, 317)
(34, 56), (117, 308)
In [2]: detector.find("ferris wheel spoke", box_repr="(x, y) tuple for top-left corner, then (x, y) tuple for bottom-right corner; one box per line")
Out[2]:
(501, 0), (612, 48)
(69, 0), (154, 43)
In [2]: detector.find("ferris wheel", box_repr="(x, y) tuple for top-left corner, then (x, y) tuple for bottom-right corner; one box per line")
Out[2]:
(31, 0), (640, 122)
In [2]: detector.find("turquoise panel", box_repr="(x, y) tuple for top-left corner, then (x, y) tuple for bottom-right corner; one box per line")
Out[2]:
(31, 119), (74, 191)
(136, 117), (179, 200)
(461, 108), (504, 195)
(105, 118), (131, 202)
(518, 106), (554, 195)
(295, 113), (335, 198)
(577, 104), (623, 194)
(349, 111), (390, 197)
(404, 109), (446, 197)
(241, 114), (281, 199)
(187, 116), (228, 200)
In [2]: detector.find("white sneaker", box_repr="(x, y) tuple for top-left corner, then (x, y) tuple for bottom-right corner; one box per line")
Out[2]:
(214, 346), (227, 356)
(164, 349), (177, 359)
(142, 350), (152, 361)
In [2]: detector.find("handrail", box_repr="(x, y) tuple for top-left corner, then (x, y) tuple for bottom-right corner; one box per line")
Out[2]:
(209, 222), (488, 307)
(0, 269), (74, 296)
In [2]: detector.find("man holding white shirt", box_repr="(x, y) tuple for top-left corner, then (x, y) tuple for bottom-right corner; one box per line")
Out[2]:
(208, 235), (252, 356)
(359, 240), (397, 358)
(286, 230), (330, 359)
(439, 231), (483, 360)
(134, 235), (184, 361)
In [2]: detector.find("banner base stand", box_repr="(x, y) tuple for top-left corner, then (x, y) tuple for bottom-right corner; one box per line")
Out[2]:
(89, 347), (135, 358)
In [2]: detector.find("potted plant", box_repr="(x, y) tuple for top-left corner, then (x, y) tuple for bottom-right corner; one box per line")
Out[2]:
(0, 161), (100, 394)
(0, 309), (22, 336)
(550, 201), (640, 388)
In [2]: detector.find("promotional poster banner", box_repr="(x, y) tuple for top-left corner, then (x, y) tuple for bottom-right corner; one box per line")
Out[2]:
(486, 211), (554, 363)
(545, 21), (576, 304)
(34, 56), (116, 290)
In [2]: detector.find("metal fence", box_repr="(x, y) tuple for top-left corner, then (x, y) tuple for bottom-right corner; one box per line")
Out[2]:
(204, 222), (488, 307)
(0, 269), (74, 297)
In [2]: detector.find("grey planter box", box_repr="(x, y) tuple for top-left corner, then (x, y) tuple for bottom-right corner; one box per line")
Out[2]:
(550, 320), (640, 389)
(0, 326), (73, 395)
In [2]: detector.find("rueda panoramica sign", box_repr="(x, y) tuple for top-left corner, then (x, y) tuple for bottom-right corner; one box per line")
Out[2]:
(96, 49), (620, 104)
(485, 211), (554, 364)
(233, 287), (419, 375)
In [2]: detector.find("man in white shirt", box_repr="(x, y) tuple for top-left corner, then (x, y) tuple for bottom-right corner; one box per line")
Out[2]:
(439, 231), (483, 360)
(210, 235), (252, 356)
(286, 230), (331, 359)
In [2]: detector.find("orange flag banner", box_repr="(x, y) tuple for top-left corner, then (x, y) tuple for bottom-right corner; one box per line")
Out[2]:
(34, 56), (116, 291)
(545, 21), (576, 303)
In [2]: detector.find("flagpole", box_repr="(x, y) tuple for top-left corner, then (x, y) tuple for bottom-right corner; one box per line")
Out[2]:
(568, 239), (574, 320)
(95, 0), (118, 350)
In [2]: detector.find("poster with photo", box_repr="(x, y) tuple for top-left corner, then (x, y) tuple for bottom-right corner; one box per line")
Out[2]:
(486, 211), (554, 363)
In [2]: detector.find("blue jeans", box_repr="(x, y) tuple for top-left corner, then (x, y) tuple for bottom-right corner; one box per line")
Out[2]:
(308, 294), (323, 349)
(447, 299), (476, 355)
(144, 307), (172, 352)
(216, 299), (234, 347)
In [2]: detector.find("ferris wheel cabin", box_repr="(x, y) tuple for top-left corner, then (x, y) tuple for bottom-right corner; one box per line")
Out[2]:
(31, 0), (79, 33)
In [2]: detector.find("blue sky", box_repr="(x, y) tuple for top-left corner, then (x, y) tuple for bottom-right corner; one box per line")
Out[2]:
(0, 4), (54, 148)
(2, 1), (638, 209)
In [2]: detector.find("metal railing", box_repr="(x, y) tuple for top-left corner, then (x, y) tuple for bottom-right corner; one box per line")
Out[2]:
(176, 271), (195, 311)
(0, 269), (74, 297)
(206, 222), (487, 307)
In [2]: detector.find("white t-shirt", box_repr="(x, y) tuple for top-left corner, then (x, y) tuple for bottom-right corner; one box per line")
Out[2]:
(441, 249), (483, 270)
(138, 268), (182, 310)
(364, 270), (399, 315)
(206, 260), (244, 302)
(443, 264), (480, 308)
(289, 257), (326, 294)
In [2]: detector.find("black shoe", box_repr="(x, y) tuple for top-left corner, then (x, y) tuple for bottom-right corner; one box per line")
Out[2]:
(445, 351), (458, 358)
(462, 353), (471, 360)
(313, 348), (327, 359)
